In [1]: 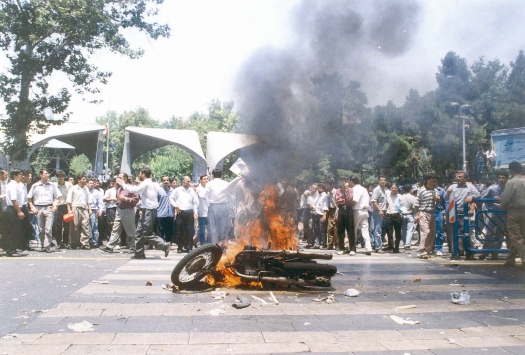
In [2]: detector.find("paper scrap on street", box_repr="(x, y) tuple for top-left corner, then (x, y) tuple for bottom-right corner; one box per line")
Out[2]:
(344, 288), (360, 297)
(389, 315), (420, 325)
(91, 280), (109, 284)
(67, 320), (95, 332)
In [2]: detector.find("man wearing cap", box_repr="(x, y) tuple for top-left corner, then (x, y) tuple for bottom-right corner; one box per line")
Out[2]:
(53, 170), (72, 249)
(28, 169), (62, 252)
(335, 176), (355, 255)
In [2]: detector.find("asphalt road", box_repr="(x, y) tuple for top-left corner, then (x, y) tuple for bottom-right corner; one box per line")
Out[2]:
(0, 248), (130, 337)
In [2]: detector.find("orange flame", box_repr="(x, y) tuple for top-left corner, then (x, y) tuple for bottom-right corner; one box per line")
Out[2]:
(207, 184), (297, 287)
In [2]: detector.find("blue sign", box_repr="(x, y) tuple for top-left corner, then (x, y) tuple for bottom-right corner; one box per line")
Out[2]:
(492, 127), (525, 168)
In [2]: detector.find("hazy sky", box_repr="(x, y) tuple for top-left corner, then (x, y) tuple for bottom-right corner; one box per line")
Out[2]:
(36, 0), (525, 124)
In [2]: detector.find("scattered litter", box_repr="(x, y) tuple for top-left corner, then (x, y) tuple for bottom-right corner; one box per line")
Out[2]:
(395, 305), (417, 311)
(398, 291), (409, 294)
(208, 306), (226, 316)
(412, 278), (421, 283)
(1, 334), (18, 339)
(21, 294), (27, 297)
(491, 310), (498, 313)
(82, 264), (94, 268)
(162, 283), (179, 293)
(250, 295), (268, 304)
(344, 289), (360, 297)
(145, 281), (152, 286)
(451, 291), (470, 305)
(67, 320), (95, 332)
(336, 271), (344, 275)
(304, 322), (310, 325)
(28, 264), (35, 266)
(232, 295), (251, 309)
(91, 280), (109, 284)
(211, 291), (228, 300)
(313, 294), (335, 304)
(493, 271), (497, 274)
(389, 315), (420, 325)
(449, 339), (456, 344)
(270, 291), (279, 305)
(13, 316), (29, 319)
(12, 298), (19, 301)
(357, 276), (361, 280)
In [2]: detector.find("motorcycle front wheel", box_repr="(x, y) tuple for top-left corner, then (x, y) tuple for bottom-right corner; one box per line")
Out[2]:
(171, 244), (223, 288)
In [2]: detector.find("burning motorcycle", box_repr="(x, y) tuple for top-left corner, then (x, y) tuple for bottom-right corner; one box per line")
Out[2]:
(171, 243), (337, 290)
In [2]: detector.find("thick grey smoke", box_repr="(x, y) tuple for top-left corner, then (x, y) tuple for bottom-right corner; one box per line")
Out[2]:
(234, 0), (421, 180)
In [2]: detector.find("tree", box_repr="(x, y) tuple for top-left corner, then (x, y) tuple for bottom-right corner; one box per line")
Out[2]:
(69, 154), (92, 176)
(0, 1), (170, 162)
(29, 147), (51, 172)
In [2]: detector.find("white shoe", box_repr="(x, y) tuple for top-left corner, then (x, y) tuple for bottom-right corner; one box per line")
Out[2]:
(114, 245), (121, 250)
(436, 251), (443, 256)
(336, 251), (344, 255)
(349, 251), (356, 256)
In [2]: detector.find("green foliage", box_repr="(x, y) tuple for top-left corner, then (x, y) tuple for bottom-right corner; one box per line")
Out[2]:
(29, 147), (51, 172)
(69, 154), (92, 176)
(0, 0), (170, 162)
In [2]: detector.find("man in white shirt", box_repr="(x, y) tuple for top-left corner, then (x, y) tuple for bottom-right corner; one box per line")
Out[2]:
(116, 168), (170, 259)
(349, 176), (373, 255)
(170, 176), (198, 253)
(302, 184), (318, 248)
(196, 174), (209, 246)
(3, 169), (24, 256)
(53, 170), (72, 249)
(20, 169), (35, 250)
(67, 174), (91, 250)
(204, 169), (242, 244)
(312, 183), (329, 249)
(28, 169), (62, 252)
(87, 178), (105, 247)
(0, 168), (7, 244)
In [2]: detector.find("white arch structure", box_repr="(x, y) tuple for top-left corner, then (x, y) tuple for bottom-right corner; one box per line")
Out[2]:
(120, 128), (259, 179)
(205, 131), (259, 171)
(26, 122), (105, 172)
(120, 127), (207, 179)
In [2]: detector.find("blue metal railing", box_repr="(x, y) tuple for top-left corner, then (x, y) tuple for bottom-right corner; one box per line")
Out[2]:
(452, 198), (509, 259)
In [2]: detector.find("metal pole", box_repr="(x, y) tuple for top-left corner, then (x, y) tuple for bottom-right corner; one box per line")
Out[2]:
(462, 116), (467, 172)
(106, 125), (109, 179)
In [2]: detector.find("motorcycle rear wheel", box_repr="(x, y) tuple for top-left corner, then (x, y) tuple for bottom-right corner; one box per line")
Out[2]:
(171, 244), (223, 288)
(280, 262), (337, 278)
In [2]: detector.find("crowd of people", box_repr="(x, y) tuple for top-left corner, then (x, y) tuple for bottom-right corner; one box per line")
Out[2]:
(296, 164), (525, 269)
(0, 167), (241, 260)
(1, 161), (524, 270)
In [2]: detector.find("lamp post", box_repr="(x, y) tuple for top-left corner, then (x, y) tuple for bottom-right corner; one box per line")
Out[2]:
(449, 102), (472, 172)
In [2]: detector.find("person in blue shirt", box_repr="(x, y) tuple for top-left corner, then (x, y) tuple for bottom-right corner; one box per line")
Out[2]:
(433, 183), (447, 256)
(157, 176), (174, 245)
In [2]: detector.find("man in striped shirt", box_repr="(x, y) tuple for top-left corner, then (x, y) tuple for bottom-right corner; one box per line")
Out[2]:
(414, 172), (440, 259)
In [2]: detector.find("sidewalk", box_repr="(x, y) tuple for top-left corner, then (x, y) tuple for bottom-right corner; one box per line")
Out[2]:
(1, 248), (525, 354)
